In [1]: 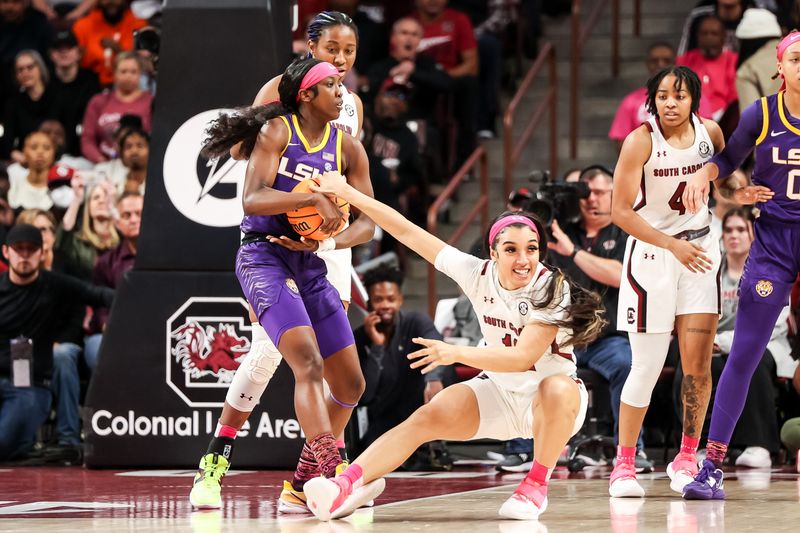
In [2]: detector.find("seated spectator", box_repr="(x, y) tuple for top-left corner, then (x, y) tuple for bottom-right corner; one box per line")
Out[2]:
(93, 126), (148, 196)
(85, 191), (141, 370)
(735, 8), (782, 111)
(0, 0), (53, 108)
(72, 0), (146, 87)
(1, 50), (60, 162)
(81, 51), (152, 163)
(678, 0), (746, 55)
(55, 177), (118, 280)
(609, 42), (675, 150)
(365, 80), (426, 224)
(38, 119), (93, 170)
(7, 131), (56, 211)
(414, 0), (478, 171)
(677, 14), (739, 122)
(366, 16), (453, 120)
(15, 208), (55, 269)
(353, 264), (450, 452)
(49, 30), (102, 157)
(31, 0), (97, 26)
(674, 207), (794, 468)
(451, 0), (518, 138)
(0, 223), (113, 461)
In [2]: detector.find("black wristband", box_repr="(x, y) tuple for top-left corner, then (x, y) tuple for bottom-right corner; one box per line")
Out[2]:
(570, 248), (580, 259)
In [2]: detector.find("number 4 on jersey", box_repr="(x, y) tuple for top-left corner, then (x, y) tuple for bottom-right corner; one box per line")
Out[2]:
(669, 181), (687, 215)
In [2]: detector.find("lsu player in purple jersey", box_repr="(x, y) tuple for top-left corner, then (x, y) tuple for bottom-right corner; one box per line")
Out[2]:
(188, 58), (382, 510)
(298, 173), (606, 521)
(610, 66), (725, 498)
(680, 34), (800, 501)
(218, 11), (366, 514)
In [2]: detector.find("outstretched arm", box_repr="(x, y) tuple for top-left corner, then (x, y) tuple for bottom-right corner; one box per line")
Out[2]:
(312, 171), (446, 265)
(408, 320), (559, 374)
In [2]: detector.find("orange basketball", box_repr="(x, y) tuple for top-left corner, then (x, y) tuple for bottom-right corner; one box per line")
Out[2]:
(286, 178), (350, 240)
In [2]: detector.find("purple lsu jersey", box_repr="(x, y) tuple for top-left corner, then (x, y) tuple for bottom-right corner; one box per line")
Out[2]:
(240, 113), (343, 235)
(749, 92), (800, 223)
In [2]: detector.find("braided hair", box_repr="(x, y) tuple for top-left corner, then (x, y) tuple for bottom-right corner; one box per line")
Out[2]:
(307, 11), (359, 45)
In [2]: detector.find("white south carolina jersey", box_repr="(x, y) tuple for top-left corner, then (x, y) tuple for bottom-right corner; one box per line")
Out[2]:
(636, 114), (714, 234)
(434, 246), (576, 395)
(331, 85), (359, 137)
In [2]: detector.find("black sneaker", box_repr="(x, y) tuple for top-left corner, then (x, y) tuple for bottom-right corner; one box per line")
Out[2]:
(496, 453), (532, 472)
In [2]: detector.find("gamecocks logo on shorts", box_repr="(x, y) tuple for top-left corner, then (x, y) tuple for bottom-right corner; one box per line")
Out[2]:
(163, 109), (246, 227)
(166, 297), (252, 407)
(627, 307), (635, 325)
(755, 280), (773, 297)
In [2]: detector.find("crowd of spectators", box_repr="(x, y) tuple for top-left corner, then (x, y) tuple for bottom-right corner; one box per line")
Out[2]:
(1, 0), (799, 470)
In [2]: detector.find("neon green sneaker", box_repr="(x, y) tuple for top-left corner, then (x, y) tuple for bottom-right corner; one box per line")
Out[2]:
(189, 453), (230, 509)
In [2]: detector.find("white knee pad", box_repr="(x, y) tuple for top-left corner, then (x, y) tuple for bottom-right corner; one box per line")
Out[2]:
(620, 331), (672, 408)
(225, 323), (282, 412)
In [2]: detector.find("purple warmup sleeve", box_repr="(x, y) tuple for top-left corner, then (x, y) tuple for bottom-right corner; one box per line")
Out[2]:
(709, 100), (763, 179)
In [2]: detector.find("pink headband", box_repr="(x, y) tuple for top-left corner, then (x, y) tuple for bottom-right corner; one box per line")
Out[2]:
(488, 215), (539, 248)
(297, 62), (339, 101)
(777, 32), (800, 91)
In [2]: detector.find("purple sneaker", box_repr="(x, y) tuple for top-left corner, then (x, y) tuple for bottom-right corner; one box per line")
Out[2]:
(682, 459), (726, 500)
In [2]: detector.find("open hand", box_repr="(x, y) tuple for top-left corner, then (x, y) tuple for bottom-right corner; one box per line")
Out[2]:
(682, 172), (710, 214)
(547, 219), (575, 256)
(267, 235), (320, 252)
(732, 185), (774, 205)
(668, 239), (713, 273)
(310, 171), (348, 197)
(408, 337), (458, 374)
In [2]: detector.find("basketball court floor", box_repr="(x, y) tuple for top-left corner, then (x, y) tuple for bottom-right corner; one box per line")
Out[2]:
(1, 465), (798, 532)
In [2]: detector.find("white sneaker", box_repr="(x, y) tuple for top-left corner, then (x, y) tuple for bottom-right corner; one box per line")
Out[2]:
(304, 477), (386, 521)
(498, 493), (548, 520)
(608, 462), (645, 498)
(735, 446), (772, 468)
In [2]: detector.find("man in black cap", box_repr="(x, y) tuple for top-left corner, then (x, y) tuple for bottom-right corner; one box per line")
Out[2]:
(0, 224), (113, 461)
(49, 30), (101, 156)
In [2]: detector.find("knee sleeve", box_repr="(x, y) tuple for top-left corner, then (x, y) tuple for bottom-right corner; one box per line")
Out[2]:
(225, 324), (282, 412)
(620, 332), (671, 408)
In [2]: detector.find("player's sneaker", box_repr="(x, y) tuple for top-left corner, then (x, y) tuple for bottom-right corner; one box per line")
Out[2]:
(666, 452), (699, 494)
(735, 446), (771, 468)
(682, 459), (726, 500)
(304, 476), (386, 521)
(608, 462), (644, 498)
(498, 478), (548, 520)
(278, 480), (311, 514)
(189, 453), (230, 509)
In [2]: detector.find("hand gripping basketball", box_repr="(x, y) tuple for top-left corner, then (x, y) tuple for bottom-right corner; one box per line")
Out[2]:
(286, 177), (350, 240)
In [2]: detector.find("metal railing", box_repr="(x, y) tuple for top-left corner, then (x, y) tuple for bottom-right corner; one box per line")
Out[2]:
(502, 41), (557, 200)
(426, 147), (489, 316)
(570, 0), (620, 159)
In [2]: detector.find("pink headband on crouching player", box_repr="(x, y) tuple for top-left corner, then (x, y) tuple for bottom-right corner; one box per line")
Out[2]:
(488, 215), (539, 248)
(777, 32), (800, 91)
(297, 62), (340, 101)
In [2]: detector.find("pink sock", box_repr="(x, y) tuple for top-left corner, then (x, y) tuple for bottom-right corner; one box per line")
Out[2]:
(334, 463), (363, 496)
(526, 460), (550, 486)
(679, 433), (700, 456)
(216, 423), (238, 439)
(335, 440), (346, 449)
(616, 445), (636, 466)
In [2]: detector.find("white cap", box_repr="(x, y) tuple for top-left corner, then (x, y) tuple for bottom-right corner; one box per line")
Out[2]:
(735, 8), (782, 40)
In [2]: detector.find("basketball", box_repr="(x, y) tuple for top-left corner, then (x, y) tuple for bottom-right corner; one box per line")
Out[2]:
(286, 178), (350, 240)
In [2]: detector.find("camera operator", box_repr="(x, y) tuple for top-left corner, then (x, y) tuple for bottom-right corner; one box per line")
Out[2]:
(545, 166), (652, 470)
